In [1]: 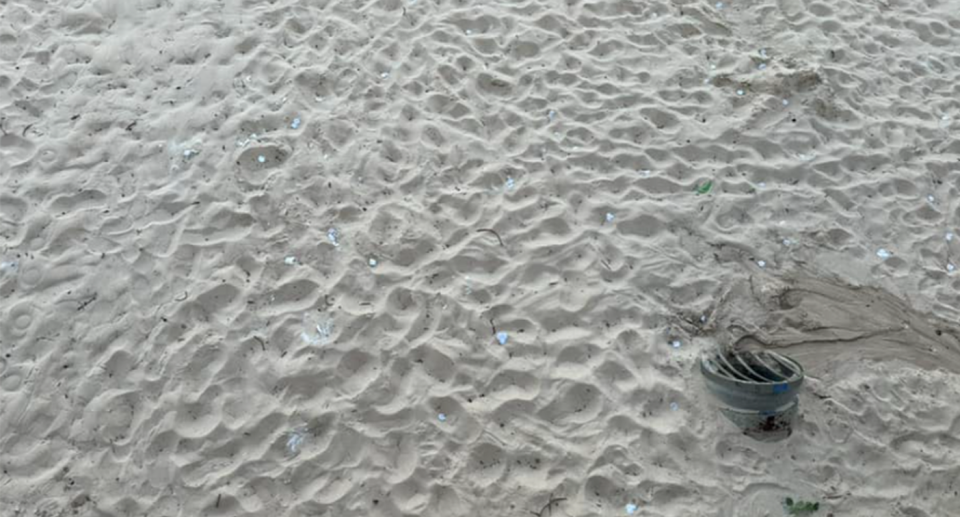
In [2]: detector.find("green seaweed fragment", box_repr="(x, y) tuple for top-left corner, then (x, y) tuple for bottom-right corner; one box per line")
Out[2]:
(696, 180), (713, 195)
(783, 497), (820, 515)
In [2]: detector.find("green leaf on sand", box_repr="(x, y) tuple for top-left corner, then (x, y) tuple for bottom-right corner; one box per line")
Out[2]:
(696, 180), (713, 195)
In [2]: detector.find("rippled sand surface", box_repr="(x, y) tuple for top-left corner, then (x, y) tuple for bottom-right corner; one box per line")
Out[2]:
(2, 0), (959, 515)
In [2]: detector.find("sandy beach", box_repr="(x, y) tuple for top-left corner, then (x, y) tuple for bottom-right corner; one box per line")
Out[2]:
(2, 0), (959, 515)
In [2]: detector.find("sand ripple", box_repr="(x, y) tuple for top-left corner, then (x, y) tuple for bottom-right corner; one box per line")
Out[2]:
(2, 0), (960, 515)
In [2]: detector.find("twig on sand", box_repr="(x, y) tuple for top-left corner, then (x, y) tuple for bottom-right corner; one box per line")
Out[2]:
(530, 497), (567, 517)
(675, 313), (705, 335)
(477, 228), (504, 247)
(254, 336), (266, 352)
(216, 494), (221, 508)
(489, 318), (497, 336)
(77, 293), (98, 312)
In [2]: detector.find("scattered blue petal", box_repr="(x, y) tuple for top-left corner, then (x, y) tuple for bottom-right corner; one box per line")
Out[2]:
(328, 228), (340, 247)
(438, 413), (447, 422)
(876, 248), (892, 259)
(671, 340), (682, 349)
(497, 331), (509, 345)
(257, 155), (266, 163)
(670, 402), (679, 412)
(606, 212), (615, 223)
(291, 117), (301, 129)
(625, 503), (638, 515)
